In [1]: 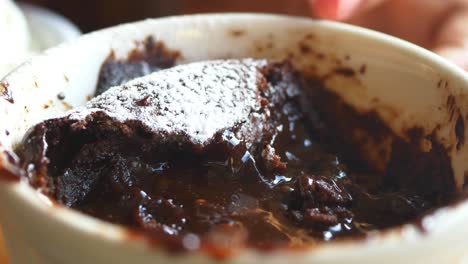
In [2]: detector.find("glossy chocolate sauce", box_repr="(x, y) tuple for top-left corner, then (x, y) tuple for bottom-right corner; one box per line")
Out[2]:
(18, 40), (457, 255)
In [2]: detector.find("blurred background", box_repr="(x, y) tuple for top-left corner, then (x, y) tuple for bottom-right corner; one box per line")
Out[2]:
(19, 0), (312, 32)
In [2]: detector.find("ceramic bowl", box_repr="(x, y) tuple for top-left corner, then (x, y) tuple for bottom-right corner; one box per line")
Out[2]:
(0, 14), (467, 264)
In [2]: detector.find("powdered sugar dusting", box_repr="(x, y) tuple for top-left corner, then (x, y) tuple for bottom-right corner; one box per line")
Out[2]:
(69, 59), (268, 144)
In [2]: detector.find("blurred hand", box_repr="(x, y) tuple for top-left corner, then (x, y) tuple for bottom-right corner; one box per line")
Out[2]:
(310, 0), (468, 70)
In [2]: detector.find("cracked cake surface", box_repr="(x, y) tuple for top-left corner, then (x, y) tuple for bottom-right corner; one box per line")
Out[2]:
(73, 59), (269, 144)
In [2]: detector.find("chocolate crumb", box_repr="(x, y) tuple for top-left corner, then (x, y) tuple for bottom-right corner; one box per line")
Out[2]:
(57, 92), (66, 100)
(61, 101), (73, 110)
(0, 82), (14, 104)
(447, 95), (455, 109)
(136, 96), (150, 107)
(256, 45), (264, 53)
(455, 115), (465, 150)
(334, 59), (342, 66)
(229, 30), (246, 37)
(334, 67), (355, 77)
(316, 53), (325, 60)
(464, 173), (468, 190)
(299, 43), (311, 54)
(265, 42), (274, 49)
(359, 64), (367, 75)
(304, 33), (315, 40)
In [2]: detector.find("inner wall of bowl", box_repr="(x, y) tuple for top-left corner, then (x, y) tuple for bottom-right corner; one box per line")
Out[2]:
(1, 14), (467, 190)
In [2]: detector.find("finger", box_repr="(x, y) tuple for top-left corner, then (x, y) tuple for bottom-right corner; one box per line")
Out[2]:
(309, 0), (362, 20)
(433, 7), (468, 69)
(434, 47), (468, 70)
(309, 0), (387, 21)
(433, 7), (468, 48)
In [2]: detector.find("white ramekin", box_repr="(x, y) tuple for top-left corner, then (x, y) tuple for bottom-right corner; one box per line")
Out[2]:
(0, 14), (467, 264)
